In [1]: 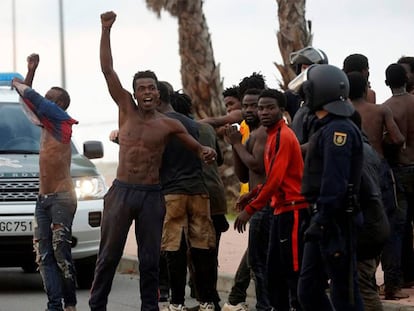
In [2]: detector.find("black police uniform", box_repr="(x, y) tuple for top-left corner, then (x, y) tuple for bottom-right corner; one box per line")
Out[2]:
(298, 114), (364, 311)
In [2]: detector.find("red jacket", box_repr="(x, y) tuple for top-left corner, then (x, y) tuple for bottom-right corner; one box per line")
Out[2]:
(245, 119), (307, 215)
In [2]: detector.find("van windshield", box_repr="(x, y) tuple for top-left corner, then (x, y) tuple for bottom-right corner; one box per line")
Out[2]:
(0, 103), (41, 154)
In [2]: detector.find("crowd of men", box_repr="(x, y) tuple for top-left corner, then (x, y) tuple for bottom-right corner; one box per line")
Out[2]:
(12, 9), (414, 311)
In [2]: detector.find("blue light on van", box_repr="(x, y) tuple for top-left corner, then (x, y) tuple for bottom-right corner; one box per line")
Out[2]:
(0, 72), (24, 87)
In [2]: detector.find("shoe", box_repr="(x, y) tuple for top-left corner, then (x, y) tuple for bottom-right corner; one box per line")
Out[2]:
(378, 283), (385, 296)
(221, 302), (248, 311)
(159, 292), (170, 302)
(384, 289), (409, 300)
(64, 307), (77, 311)
(199, 302), (215, 310)
(161, 304), (188, 311)
(403, 280), (414, 288)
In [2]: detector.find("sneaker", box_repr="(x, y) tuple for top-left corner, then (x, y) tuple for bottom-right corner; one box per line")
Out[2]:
(221, 302), (248, 311)
(384, 288), (409, 300)
(64, 307), (77, 311)
(161, 304), (188, 311)
(199, 302), (215, 310)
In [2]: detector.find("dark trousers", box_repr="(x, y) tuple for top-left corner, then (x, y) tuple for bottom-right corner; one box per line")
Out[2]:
(89, 180), (165, 311)
(268, 209), (308, 311)
(298, 221), (364, 311)
(227, 249), (251, 305)
(249, 205), (272, 310)
(166, 232), (217, 305)
(382, 165), (414, 293)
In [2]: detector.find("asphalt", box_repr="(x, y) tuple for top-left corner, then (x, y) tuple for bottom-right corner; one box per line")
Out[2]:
(118, 222), (414, 311)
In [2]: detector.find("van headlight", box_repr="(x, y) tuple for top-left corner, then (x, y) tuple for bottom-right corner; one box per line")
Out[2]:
(73, 175), (107, 200)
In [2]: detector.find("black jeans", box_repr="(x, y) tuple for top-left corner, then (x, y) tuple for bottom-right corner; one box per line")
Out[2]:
(89, 180), (165, 311)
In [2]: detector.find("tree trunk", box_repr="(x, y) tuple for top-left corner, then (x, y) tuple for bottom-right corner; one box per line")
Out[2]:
(145, 0), (225, 118)
(275, 0), (312, 89)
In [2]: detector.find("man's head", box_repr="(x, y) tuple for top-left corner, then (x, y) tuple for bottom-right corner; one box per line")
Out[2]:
(223, 86), (241, 113)
(397, 56), (414, 92)
(158, 81), (172, 105)
(257, 88), (286, 127)
(343, 53), (370, 78)
(241, 88), (261, 128)
(385, 63), (408, 89)
(170, 91), (193, 118)
(238, 72), (266, 98)
(132, 70), (160, 110)
(290, 46), (328, 75)
(347, 72), (368, 101)
(302, 64), (354, 117)
(45, 87), (70, 110)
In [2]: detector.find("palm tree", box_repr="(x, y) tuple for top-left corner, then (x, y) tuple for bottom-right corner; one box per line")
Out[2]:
(275, 0), (312, 89)
(145, 0), (225, 118)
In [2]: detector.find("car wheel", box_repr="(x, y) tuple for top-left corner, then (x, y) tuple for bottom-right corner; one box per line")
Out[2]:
(75, 255), (97, 289)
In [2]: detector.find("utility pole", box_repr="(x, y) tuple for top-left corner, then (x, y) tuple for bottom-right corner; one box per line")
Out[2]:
(12, 0), (16, 71)
(58, 0), (66, 88)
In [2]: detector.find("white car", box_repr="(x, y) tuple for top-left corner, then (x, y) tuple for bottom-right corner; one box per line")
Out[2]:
(0, 73), (106, 288)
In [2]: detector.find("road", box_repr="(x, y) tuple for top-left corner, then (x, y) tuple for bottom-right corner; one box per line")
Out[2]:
(0, 268), (168, 311)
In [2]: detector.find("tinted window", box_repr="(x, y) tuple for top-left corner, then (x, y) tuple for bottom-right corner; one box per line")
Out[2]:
(0, 103), (41, 153)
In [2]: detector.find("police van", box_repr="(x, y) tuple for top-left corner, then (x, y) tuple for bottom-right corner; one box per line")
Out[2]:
(0, 73), (106, 288)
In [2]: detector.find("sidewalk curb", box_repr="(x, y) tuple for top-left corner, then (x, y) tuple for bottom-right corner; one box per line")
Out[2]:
(118, 256), (414, 310)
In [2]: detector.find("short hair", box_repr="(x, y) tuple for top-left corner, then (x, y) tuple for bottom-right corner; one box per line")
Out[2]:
(385, 63), (408, 88)
(343, 54), (369, 73)
(170, 91), (193, 118)
(158, 81), (172, 104)
(132, 70), (158, 92)
(222, 85), (240, 100)
(258, 88), (286, 109)
(347, 72), (367, 100)
(51, 86), (70, 110)
(238, 72), (266, 98)
(397, 56), (414, 72)
(242, 88), (262, 98)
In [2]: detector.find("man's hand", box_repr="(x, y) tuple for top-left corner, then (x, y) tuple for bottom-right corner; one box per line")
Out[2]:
(201, 146), (217, 164)
(27, 53), (39, 71)
(223, 124), (242, 145)
(109, 129), (119, 144)
(234, 209), (251, 233)
(101, 11), (117, 29)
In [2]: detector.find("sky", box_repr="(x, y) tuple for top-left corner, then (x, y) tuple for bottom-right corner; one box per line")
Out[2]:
(0, 0), (413, 162)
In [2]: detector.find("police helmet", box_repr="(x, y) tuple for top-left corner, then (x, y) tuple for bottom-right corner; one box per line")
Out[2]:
(290, 46), (329, 75)
(302, 64), (354, 117)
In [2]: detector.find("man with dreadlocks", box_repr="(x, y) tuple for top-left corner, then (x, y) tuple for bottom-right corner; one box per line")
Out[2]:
(156, 82), (218, 311)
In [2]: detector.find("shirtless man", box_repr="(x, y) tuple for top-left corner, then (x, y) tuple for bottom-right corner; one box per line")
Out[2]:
(382, 63), (414, 299)
(223, 88), (271, 311)
(347, 71), (404, 157)
(89, 11), (216, 311)
(13, 54), (78, 311)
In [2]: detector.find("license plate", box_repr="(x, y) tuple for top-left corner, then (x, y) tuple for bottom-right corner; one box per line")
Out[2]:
(0, 219), (33, 234)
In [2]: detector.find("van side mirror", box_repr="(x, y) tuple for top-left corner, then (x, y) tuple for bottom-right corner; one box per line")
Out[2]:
(83, 141), (104, 159)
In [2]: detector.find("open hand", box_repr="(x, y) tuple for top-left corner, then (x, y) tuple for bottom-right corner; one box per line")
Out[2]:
(234, 210), (251, 233)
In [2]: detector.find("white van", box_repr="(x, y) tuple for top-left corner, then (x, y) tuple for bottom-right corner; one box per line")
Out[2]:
(0, 72), (106, 288)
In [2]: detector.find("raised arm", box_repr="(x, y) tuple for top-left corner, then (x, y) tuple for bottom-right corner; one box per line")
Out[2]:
(24, 53), (39, 87)
(200, 109), (243, 128)
(100, 11), (131, 108)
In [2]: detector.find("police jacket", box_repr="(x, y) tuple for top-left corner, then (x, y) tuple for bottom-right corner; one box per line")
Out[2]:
(301, 114), (363, 225)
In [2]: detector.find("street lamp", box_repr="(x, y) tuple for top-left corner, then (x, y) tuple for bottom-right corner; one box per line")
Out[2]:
(58, 0), (66, 88)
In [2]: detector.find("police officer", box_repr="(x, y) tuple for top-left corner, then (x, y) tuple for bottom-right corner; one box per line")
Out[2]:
(297, 64), (364, 311)
(288, 46), (328, 145)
